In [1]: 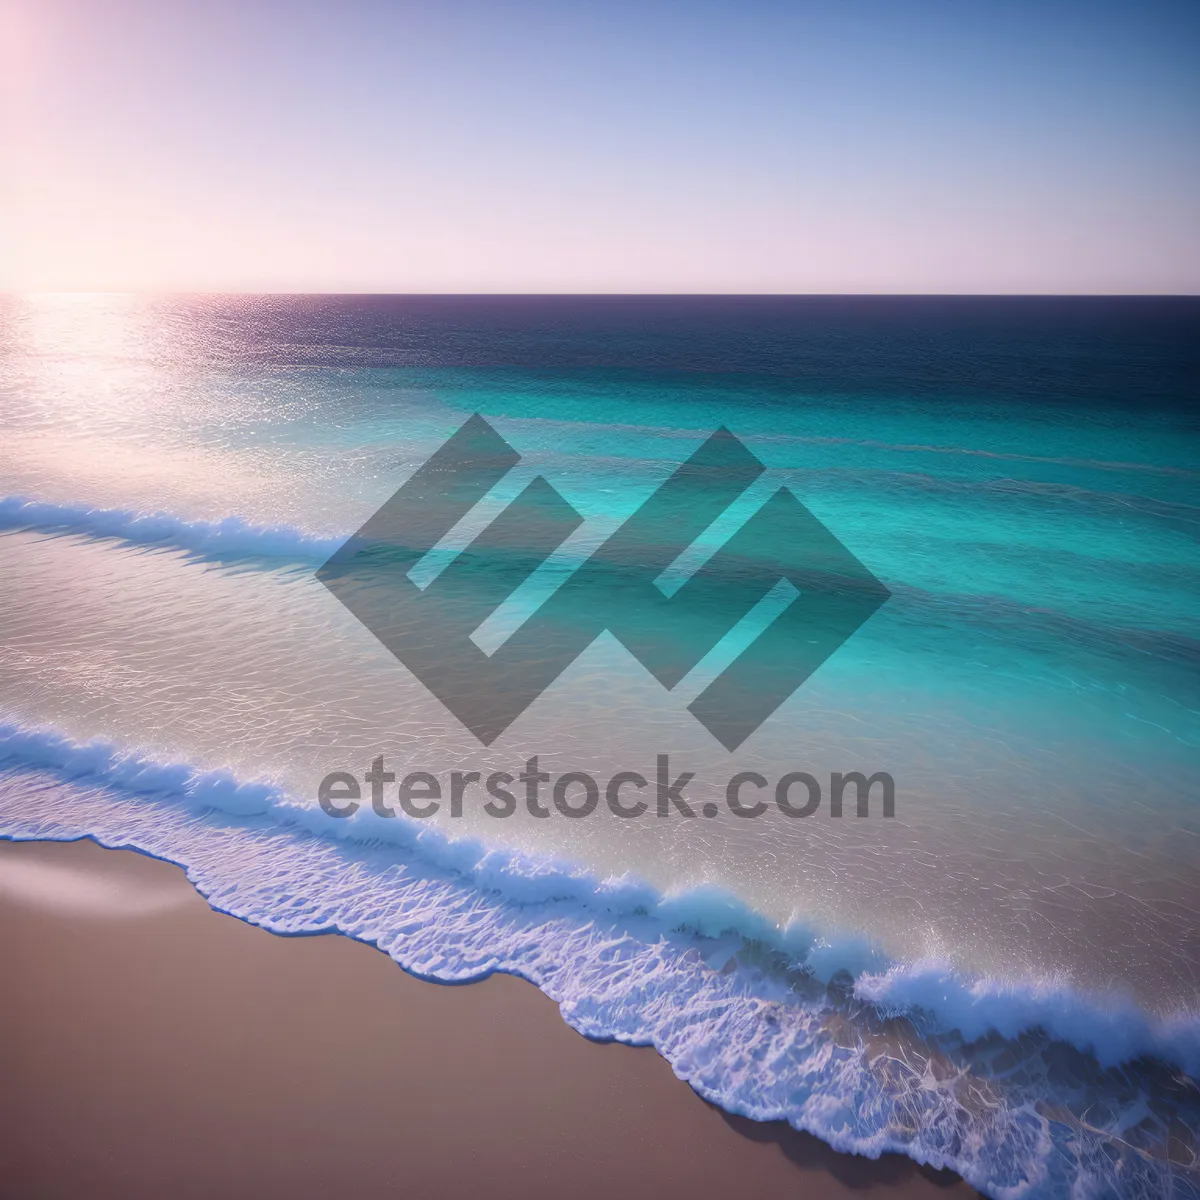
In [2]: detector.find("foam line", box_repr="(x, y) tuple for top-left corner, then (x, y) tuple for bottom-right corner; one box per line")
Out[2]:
(0, 496), (344, 561)
(2, 715), (1198, 1200)
(0, 715), (1196, 1078)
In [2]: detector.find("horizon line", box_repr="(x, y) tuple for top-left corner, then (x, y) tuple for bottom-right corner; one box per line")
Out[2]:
(5, 290), (1199, 300)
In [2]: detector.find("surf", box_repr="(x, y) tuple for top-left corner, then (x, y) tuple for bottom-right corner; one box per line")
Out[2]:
(3, 719), (1197, 1198)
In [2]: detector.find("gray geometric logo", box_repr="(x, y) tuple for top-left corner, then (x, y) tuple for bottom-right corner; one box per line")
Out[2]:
(318, 415), (889, 750)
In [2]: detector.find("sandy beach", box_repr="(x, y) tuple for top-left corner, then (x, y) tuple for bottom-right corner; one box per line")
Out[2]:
(0, 837), (977, 1200)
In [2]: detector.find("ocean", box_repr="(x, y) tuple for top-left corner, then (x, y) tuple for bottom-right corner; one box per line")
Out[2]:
(1, 293), (1197, 1199)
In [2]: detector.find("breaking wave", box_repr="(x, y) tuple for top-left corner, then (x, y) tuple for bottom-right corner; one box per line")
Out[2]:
(0, 496), (343, 561)
(1, 715), (1197, 1200)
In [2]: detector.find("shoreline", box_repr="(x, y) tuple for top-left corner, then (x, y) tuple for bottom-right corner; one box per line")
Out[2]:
(1, 837), (976, 1199)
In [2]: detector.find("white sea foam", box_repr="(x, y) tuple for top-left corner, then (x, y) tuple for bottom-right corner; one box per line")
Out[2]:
(0, 496), (343, 561)
(1, 715), (1195, 1072)
(1, 715), (1197, 1200)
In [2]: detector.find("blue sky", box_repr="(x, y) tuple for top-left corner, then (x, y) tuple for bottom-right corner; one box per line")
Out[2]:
(3, 0), (1197, 291)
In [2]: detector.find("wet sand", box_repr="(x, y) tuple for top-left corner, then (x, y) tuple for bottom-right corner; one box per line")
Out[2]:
(0, 838), (978, 1200)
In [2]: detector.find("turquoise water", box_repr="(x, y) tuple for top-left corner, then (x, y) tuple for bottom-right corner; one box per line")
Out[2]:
(1, 294), (1197, 1198)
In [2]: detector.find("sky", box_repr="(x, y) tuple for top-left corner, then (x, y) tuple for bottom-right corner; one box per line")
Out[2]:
(2, 0), (1197, 293)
